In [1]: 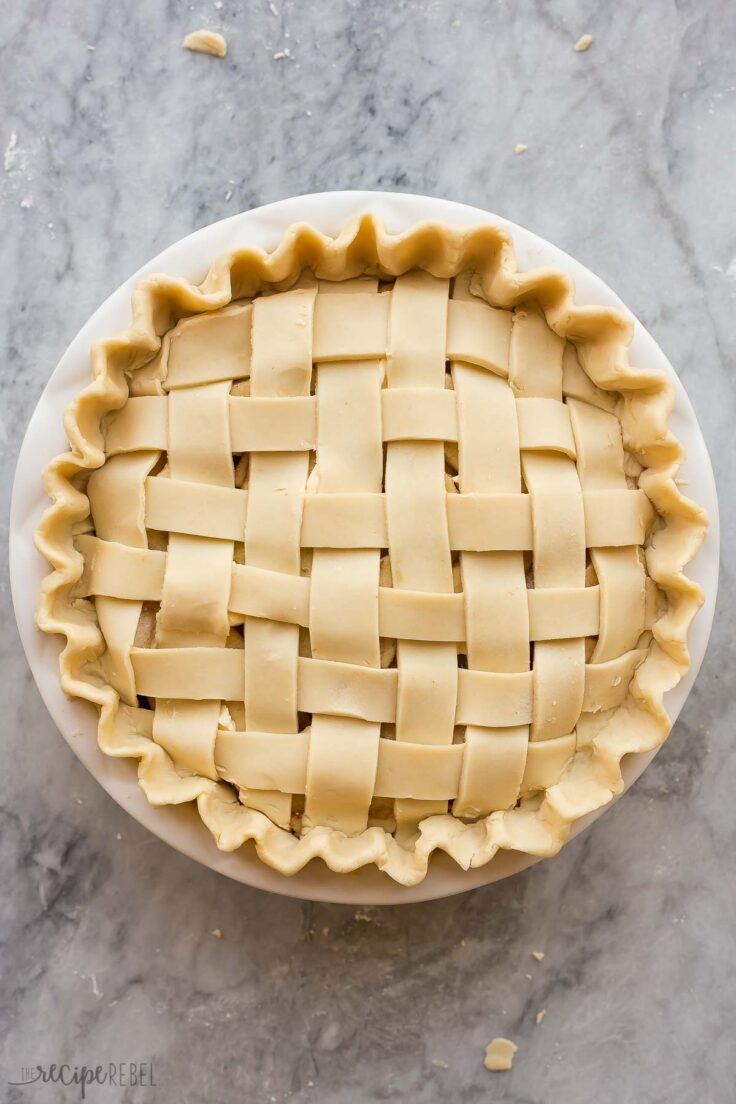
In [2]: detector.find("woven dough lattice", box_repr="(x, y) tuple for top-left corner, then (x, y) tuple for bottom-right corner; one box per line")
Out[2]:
(36, 216), (707, 885)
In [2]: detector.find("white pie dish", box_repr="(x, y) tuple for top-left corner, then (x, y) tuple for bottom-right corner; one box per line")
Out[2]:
(10, 191), (719, 904)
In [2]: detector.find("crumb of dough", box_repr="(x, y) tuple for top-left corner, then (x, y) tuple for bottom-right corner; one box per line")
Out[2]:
(531, 950), (545, 961)
(210, 928), (223, 938)
(574, 34), (593, 52)
(182, 30), (227, 57)
(514, 143), (528, 154)
(536, 1009), (546, 1025)
(432, 1059), (449, 1069)
(484, 1038), (518, 1072)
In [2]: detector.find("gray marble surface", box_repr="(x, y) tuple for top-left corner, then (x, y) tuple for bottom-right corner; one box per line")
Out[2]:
(1, 1), (734, 1101)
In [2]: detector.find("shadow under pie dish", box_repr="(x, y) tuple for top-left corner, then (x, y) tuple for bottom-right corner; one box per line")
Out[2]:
(35, 214), (708, 887)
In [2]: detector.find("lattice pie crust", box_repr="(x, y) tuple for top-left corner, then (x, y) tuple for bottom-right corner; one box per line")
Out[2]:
(35, 216), (707, 885)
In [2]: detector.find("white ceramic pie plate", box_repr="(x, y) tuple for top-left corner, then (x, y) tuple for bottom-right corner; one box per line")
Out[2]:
(10, 192), (719, 904)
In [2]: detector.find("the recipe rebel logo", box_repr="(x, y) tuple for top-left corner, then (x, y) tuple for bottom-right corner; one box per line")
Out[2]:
(8, 1061), (156, 1098)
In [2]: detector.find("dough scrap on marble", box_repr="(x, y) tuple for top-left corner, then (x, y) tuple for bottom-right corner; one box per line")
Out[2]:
(182, 30), (227, 58)
(484, 1038), (518, 1072)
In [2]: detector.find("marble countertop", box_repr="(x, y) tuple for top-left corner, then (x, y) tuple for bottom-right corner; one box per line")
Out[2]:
(1, 1), (733, 1101)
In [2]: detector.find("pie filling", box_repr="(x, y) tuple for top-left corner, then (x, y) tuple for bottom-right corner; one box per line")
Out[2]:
(36, 217), (707, 884)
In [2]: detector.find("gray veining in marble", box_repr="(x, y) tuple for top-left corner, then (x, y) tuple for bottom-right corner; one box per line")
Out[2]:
(1, 1), (734, 1102)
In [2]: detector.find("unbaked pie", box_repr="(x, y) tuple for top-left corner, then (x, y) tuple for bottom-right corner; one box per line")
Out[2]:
(35, 215), (708, 885)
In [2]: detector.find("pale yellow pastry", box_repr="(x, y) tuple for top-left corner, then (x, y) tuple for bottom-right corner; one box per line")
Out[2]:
(35, 215), (707, 886)
(182, 30), (227, 58)
(484, 1037), (517, 1071)
(574, 34), (594, 52)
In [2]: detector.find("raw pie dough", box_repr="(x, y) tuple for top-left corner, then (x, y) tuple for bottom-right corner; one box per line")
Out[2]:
(35, 215), (707, 886)
(182, 30), (227, 58)
(484, 1038), (518, 1071)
